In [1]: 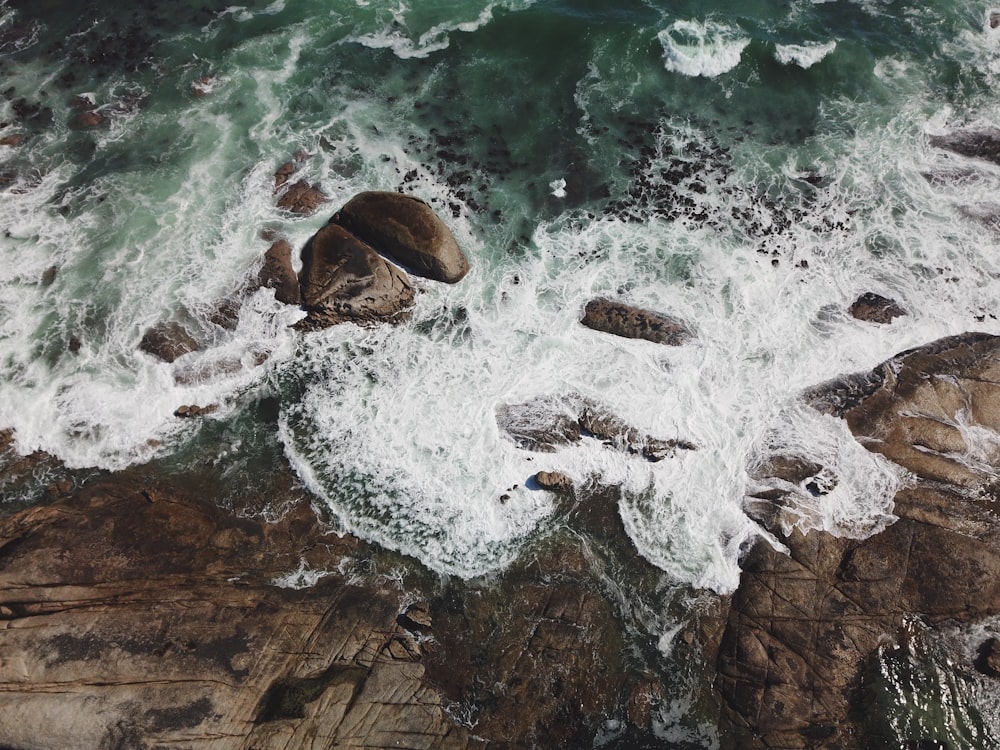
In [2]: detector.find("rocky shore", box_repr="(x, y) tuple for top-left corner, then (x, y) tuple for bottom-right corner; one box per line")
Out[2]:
(1, 331), (998, 748)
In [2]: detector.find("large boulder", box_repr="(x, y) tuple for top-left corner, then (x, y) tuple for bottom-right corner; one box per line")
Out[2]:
(332, 191), (469, 283)
(297, 223), (415, 330)
(717, 333), (1000, 749)
(581, 297), (693, 345)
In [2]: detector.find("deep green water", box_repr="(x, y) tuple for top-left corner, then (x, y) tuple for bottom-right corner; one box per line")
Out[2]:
(2, 0), (1000, 745)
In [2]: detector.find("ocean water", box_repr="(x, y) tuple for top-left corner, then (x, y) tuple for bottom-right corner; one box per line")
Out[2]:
(2, 0), (1000, 743)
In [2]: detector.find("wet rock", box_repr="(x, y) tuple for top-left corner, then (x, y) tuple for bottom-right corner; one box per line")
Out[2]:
(257, 239), (300, 305)
(496, 393), (694, 460)
(174, 404), (219, 419)
(495, 395), (581, 452)
(848, 292), (906, 324)
(296, 223), (415, 330)
(992, 10), (1000, 30)
(40, 265), (57, 286)
(69, 109), (106, 130)
(68, 336), (81, 354)
(139, 322), (199, 363)
(534, 470), (574, 493)
(716, 332), (1000, 749)
(190, 75), (216, 98)
(333, 191), (469, 283)
(581, 297), (693, 345)
(0, 132), (22, 147)
(929, 128), (1000, 167)
(273, 161), (296, 190)
(276, 179), (328, 216)
(975, 638), (1000, 677)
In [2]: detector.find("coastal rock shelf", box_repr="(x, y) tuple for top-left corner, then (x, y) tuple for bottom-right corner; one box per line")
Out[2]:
(0, 467), (667, 748)
(717, 332), (1000, 749)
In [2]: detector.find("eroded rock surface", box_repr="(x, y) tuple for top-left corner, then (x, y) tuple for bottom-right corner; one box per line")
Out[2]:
(848, 292), (905, 324)
(718, 333), (1000, 749)
(0, 476), (480, 750)
(333, 191), (469, 283)
(257, 238), (301, 305)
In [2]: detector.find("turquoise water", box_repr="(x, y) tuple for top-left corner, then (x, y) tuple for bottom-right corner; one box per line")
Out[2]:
(2, 0), (1000, 743)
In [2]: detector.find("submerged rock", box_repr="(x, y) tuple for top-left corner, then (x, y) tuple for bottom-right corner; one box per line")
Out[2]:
(139, 322), (199, 363)
(717, 332), (1000, 749)
(848, 292), (906, 324)
(929, 128), (1000, 167)
(296, 223), (415, 330)
(581, 297), (693, 345)
(333, 191), (469, 283)
(496, 393), (694, 461)
(276, 179), (328, 216)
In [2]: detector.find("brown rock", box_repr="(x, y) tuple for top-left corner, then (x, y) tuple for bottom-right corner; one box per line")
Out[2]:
(0, 133), (23, 147)
(276, 179), (328, 215)
(190, 75), (215, 98)
(274, 161), (296, 190)
(257, 239), (301, 305)
(717, 333), (1000, 749)
(0, 477), (482, 750)
(69, 110), (106, 130)
(848, 292), (906, 324)
(975, 638), (1000, 677)
(139, 322), (199, 363)
(333, 191), (469, 283)
(534, 470), (574, 493)
(40, 265), (57, 286)
(296, 223), (415, 330)
(496, 394), (695, 460)
(581, 297), (693, 345)
(174, 404), (219, 418)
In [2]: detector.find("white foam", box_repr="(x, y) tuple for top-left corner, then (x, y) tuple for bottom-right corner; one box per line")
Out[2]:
(658, 20), (750, 78)
(774, 40), (837, 68)
(348, 1), (534, 59)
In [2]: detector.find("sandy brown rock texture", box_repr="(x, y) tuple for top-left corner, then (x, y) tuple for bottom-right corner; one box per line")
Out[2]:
(0, 460), (676, 748)
(717, 333), (1000, 749)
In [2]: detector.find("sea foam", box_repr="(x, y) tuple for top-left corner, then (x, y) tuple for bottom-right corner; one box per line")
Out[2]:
(774, 40), (837, 68)
(658, 20), (749, 77)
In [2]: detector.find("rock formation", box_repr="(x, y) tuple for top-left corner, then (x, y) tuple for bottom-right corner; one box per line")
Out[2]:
(717, 333), (1000, 749)
(333, 191), (470, 283)
(496, 393), (695, 461)
(139, 321), (199, 363)
(296, 223), (415, 330)
(257, 238), (301, 305)
(276, 179), (328, 216)
(848, 292), (905, 324)
(929, 128), (1000, 167)
(581, 297), (693, 345)
(0, 456), (672, 748)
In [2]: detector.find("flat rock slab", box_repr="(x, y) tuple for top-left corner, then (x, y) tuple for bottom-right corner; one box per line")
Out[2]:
(581, 298), (693, 345)
(0, 478), (480, 750)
